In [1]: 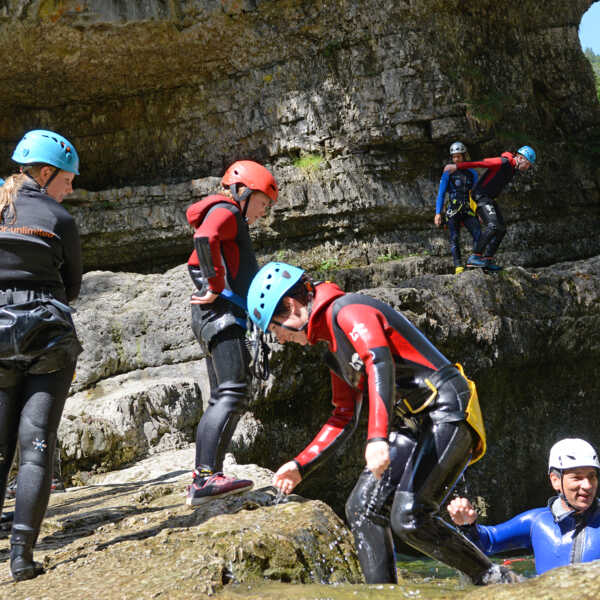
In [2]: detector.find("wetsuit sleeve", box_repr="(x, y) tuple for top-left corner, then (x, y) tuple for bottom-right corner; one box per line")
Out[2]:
(336, 304), (394, 442)
(435, 171), (450, 214)
(59, 217), (82, 302)
(294, 370), (362, 478)
(192, 207), (239, 293)
(463, 509), (544, 555)
(468, 168), (479, 187)
(457, 157), (503, 170)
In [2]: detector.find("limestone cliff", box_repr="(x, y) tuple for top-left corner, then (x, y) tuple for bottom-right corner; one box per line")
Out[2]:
(0, 0), (598, 271)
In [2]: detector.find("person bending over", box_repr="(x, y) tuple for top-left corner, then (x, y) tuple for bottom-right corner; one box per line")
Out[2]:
(247, 262), (520, 585)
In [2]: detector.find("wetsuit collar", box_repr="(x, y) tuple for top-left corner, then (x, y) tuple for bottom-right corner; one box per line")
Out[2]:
(549, 496), (600, 523)
(306, 281), (345, 344)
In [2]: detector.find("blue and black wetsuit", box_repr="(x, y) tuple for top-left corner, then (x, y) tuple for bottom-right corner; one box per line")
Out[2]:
(435, 169), (480, 267)
(462, 497), (600, 574)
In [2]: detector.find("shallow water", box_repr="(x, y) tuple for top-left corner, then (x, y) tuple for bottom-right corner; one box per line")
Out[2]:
(215, 555), (536, 600)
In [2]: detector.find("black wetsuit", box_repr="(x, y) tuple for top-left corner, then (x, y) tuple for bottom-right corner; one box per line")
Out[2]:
(457, 153), (517, 258)
(186, 195), (257, 473)
(0, 179), (82, 549)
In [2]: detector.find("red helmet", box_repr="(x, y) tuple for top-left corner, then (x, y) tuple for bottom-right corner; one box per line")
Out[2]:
(221, 160), (278, 203)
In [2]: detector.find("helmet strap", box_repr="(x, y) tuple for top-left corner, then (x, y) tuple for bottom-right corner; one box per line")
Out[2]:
(42, 166), (59, 191)
(272, 282), (315, 333)
(230, 183), (253, 219)
(558, 470), (584, 512)
(24, 166), (58, 193)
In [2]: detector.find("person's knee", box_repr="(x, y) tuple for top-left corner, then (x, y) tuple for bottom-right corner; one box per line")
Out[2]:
(345, 488), (364, 529)
(210, 380), (249, 413)
(18, 417), (55, 469)
(391, 491), (436, 540)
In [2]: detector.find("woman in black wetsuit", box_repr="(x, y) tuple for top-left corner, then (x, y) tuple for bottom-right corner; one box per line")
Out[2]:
(0, 130), (82, 581)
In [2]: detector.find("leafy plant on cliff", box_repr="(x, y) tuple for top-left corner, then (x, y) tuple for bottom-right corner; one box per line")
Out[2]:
(293, 153), (324, 174)
(583, 48), (600, 101)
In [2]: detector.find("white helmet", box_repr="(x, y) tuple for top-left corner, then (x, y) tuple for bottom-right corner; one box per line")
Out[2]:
(449, 141), (467, 156)
(548, 438), (600, 473)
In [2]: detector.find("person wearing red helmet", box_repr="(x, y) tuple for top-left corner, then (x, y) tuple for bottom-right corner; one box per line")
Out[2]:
(184, 160), (278, 505)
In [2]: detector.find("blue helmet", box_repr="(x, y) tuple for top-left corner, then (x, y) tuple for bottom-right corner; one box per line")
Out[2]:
(12, 130), (79, 175)
(0, 178), (4, 186)
(516, 145), (536, 165)
(247, 262), (305, 331)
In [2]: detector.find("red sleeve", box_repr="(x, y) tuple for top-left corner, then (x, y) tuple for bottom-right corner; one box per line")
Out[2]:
(336, 305), (394, 441)
(294, 371), (362, 471)
(457, 157), (503, 170)
(191, 206), (238, 293)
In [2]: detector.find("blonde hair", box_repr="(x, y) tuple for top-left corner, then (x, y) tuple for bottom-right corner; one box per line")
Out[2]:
(0, 166), (44, 224)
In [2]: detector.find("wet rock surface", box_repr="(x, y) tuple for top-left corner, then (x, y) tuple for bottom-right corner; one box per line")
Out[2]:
(0, 456), (363, 598)
(3, 450), (600, 598)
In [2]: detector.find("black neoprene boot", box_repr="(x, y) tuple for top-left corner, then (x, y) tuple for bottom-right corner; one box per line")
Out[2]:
(10, 528), (44, 581)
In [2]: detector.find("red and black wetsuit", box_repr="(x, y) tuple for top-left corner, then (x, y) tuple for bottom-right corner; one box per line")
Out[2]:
(456, 153), (517, 258)
(294, 282), (492, 584)
(186, 195), (258, 473)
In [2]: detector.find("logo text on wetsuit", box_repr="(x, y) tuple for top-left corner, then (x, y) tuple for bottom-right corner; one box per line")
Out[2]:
(349, 322), (368, 341)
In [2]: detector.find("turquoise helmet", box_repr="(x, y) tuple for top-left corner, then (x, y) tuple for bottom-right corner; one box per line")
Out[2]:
(12, 130), (80, 175)
(247, 262), (305, 331)
(0, 178), (4, 186)
(516, 145), (536, 165)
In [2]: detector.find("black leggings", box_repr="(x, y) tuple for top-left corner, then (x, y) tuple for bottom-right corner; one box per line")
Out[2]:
(0, 362), (75, 540)
(345, 377), (492, 583)
(474, 199), (506, 258)
(194, 326), (250, 472)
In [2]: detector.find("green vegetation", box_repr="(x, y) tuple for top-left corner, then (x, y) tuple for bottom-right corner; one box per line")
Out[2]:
(584, 48), (600, 101)
(466, 90), (509, 127)
(316, 258), (339, 272)
(293, 153), (324, 173)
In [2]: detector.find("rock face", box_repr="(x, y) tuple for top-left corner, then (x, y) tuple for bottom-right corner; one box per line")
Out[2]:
(0, 1), (598, 272)
(0, 460), (364, 599)
(63, 256), (600, 523)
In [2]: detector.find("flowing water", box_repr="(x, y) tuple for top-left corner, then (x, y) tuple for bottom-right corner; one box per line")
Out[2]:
(215, 554), (536, 600)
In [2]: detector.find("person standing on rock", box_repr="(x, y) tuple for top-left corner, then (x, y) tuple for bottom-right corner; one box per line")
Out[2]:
(448, 438), (600, 575)
(246, 262), (520, 585)
(185, 161), (278, 506)
(444, 145), (535, 272)
(434, 142), (480, 274)
(0, 130), (83, 581)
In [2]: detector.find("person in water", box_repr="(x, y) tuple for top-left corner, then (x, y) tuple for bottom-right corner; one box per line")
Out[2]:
(246, 262), (520, 585)
(434, 142), (480, 274)
(448, 438), (600, 575)
(444, 145), (535, 271)
(0, 130), (83, 581)
(185, 161), (278, 506)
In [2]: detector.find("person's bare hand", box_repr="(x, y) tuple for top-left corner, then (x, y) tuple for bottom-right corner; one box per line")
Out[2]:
(365, 440), (390, 480)
(190, 290), (219, 305)
(447, 497), (478, 526)
(273, 461), (302, 494)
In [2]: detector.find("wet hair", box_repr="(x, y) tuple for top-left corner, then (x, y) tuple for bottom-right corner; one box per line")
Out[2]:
(272, 274), (313, 319)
